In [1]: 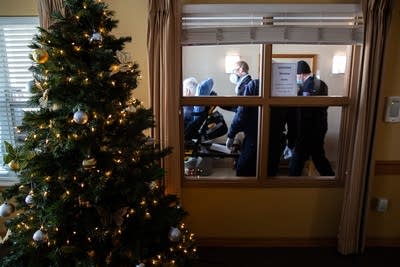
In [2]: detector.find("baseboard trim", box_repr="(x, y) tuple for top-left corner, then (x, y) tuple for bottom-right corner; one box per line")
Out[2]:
(196, 237), (337, 247)
(196, 237), (400, 248)
(365, 238), (400, 247)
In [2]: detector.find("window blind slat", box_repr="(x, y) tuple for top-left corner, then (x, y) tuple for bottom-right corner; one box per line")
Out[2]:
(0, 17), (38, 182)
(182, 4), (363, 45)
(182, 26), (363, 45)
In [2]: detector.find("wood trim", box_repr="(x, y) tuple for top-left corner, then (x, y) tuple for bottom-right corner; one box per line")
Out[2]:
(183, 178), (342, 188)
(196, 237), (337, 247)
(272, 54), (318, 74)
(195, 237), (400, 248)
(374, 161), (400, 175)
(365, 238), (400, 247)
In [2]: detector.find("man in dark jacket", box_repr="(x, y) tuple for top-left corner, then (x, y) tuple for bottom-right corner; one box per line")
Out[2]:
(289, 60), (334, 176)
(226, 79), (259, 176)
(268, 106), (297, 176)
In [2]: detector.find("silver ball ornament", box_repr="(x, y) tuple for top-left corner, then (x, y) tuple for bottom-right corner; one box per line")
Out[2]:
(90, 32), (103, 43)
(25, 194), (34, 205)
(73, 110), (89, 125)
(136, 263), (145, 267)
(0, 202), (15, 217)
(168, 227), (181, 242)
(33, 229), (47, 242)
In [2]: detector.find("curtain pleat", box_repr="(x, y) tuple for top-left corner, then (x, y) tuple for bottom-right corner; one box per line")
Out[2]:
(147, 0), (181, 195)
(38, 0), (65, 30)
(337, 0), (392, 255)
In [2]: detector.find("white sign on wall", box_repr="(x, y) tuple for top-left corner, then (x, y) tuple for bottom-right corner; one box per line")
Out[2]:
(271, 62), (297, 96)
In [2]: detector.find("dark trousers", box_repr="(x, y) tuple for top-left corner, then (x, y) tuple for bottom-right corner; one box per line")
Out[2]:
(289, 132), (334, 176)
(236, 136), (257, 176)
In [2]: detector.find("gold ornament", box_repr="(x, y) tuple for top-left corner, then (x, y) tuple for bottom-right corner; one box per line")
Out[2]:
(8, 160), (20, 171)
(82, 157), (96, 170)
(88, 250), (96, 258)
(0, 229), (11, 244)
(32, 49), (49, 64)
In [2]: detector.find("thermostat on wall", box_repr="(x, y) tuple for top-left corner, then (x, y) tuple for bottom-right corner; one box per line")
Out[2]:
(384, 96), (400, 122)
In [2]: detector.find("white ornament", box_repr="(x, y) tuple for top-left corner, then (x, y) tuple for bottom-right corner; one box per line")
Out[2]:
(33, 229), (47, 242)
(90, 32), (103, 43)
(0, 203), (15, 217)
(168, 227), (181, 242)
(136, 263), (145, 267)
(73, 110), (89, 125)
(149, 181), (159, 190)
(39, 89), (49, 108)
(110, 50), (133, 76)
(125, 105), (136, 113)
(51, 103), (62, 111)
(82, 157), (97, 170)
(25, 194), (34, 205)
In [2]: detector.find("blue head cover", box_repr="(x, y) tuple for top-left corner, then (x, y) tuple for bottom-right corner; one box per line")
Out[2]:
(193, 78), (214, 114)
(195, 78), (214, 96)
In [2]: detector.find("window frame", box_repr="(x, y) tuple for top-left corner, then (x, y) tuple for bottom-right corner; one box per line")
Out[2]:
(179, 4), (363, 187)
(181, 44), (359, 187)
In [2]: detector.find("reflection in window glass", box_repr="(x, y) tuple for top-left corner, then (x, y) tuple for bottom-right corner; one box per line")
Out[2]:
(268, 106), (341, 177)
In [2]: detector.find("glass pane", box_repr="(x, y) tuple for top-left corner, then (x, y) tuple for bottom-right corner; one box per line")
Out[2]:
(182, 44), (262, 97)
(268, 106), (341, 177)
(272, 44), (352, 96)
(183, 105), (259, 179)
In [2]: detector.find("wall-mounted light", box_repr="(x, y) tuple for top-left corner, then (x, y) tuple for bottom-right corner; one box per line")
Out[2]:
(332, 55), (346, 74)
(225, 55), (240, 73)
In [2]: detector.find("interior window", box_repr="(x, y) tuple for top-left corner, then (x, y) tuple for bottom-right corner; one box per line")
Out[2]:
(181, 43), (352, 181)
(182, 44), (261, 179)
(180, 4), (362, 184)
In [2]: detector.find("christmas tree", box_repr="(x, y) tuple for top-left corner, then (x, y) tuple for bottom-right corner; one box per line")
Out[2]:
(0, 0), (196, 266)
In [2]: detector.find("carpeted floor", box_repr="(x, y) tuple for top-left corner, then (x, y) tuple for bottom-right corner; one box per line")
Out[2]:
(2, 244), (398, 266)
(192, 246), (400, 267)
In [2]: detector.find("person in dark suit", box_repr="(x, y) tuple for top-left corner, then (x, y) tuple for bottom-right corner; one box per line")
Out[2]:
(226, 79), (259, 176)
(267, 106), (297, 176)
(229, 60), (252, 96)
(221, 60), (253, 113)
(289, 60), (335, 176)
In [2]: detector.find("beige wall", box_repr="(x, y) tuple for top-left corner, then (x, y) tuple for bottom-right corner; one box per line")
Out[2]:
(104, 0), (149, 106)
(0, 0), (38, 16)
(366, 0), (400, 240)
(0, 0), (150, 107)
(1, 0), (399, 243)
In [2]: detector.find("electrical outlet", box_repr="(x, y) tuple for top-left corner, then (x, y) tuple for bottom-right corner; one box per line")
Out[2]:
(376, 198), (389, 212)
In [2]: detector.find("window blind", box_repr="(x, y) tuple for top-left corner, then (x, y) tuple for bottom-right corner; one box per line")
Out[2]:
(181, 4), (363, 45)
(0, 17), (38, 184)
